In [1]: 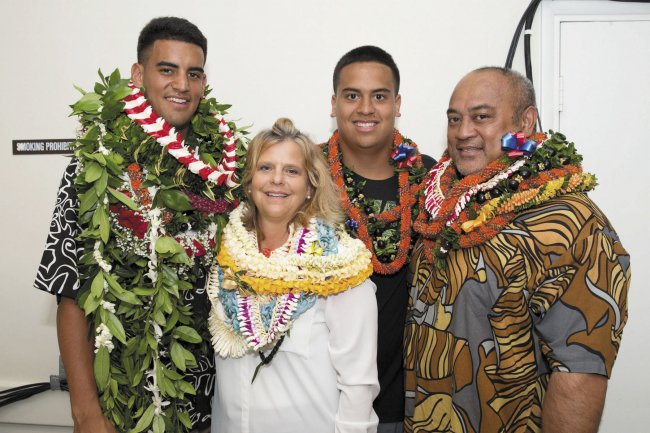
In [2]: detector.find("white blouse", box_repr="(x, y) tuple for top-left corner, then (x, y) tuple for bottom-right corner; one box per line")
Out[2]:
(211, 278), (379, 433)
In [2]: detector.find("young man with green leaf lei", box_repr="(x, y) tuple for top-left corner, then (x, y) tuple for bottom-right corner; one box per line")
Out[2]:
(34, 17), (247, 433)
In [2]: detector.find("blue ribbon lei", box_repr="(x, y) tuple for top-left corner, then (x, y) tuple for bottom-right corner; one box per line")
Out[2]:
(345, 219), (359, 231)
(501, 131), (538, 157)
(391, 143), (415, 162)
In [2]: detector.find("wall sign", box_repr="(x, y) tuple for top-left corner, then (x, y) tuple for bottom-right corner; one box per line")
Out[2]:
(12, 139), (74, 155)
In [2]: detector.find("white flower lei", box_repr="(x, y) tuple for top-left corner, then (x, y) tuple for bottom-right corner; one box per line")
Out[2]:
(222, 203), (371, 282)
(207, 202), (372, 358)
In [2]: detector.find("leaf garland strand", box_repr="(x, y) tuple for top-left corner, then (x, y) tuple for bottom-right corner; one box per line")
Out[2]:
(72, 69), (247, 433)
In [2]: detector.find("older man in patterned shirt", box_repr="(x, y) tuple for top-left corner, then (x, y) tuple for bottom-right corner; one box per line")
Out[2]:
(404, 67), (630, 433)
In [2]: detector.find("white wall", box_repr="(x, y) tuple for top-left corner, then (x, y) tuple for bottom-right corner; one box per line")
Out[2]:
(0, 0), (645, 431)
(538, 2), (650, 431)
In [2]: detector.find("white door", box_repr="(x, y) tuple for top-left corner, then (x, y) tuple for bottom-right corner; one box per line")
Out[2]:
(541, 4), (650, 431)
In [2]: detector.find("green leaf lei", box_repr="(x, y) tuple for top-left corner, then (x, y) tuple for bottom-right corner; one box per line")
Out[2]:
(71, 69), (247, 432)
(340, 162), (427, 263)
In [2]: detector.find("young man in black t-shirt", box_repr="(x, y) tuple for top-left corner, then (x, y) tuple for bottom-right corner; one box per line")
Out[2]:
(323, 45), (435, 433)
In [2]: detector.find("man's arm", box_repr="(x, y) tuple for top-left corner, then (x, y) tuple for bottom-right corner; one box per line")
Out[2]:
(542, 371), (607, 433)
(57, 297), (118, 433)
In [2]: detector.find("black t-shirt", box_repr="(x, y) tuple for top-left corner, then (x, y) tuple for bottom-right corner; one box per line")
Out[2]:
(351, 154), (435, 423)
(34, 160), (214, 431)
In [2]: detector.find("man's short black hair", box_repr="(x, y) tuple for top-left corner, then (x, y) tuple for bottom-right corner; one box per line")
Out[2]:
(333, 45), (400, 93)
(137, 17), (207, 64)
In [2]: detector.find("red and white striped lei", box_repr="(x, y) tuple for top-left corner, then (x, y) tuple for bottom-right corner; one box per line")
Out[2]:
(122, 83), (239, 187)
(424, 157), (526, 224)
(424, 159), (452, 219)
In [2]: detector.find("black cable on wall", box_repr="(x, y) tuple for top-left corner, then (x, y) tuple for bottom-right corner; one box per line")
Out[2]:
(505, 0), (543, 131)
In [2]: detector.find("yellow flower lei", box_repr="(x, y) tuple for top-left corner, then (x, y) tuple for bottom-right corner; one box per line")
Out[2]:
(460, 171), (596, 233)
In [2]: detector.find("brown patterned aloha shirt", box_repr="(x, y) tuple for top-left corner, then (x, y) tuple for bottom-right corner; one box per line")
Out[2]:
(404, 192), (630, 433)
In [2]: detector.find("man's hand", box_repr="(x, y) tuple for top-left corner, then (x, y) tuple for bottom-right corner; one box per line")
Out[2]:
(542, 371), (607, 433)
(57, 297), (118, 433)
(73, 410), (119, 433)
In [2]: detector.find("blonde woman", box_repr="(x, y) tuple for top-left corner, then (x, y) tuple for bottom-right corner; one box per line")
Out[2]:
(208, 118), (379, 433)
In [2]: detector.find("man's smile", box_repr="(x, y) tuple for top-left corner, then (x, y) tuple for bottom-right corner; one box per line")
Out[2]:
(166, 96), (189, 105)
(353, 120), (378, 132)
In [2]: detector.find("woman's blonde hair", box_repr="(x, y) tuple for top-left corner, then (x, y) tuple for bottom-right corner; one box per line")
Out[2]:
(241, 118), (343, 231)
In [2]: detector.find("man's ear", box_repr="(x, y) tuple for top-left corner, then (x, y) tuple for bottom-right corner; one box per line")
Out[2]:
(131, 63), (144, 87)
(521, 106), (538, 135)
(395, 93), (402, 118)
(330, 94), (337, 118)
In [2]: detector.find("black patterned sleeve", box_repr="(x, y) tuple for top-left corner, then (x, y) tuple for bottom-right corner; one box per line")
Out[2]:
(34, 160), (83, 298)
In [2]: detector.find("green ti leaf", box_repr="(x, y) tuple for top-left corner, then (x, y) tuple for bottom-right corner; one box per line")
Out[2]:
(90, 272), (105, 298)
(170, 341), (186, 371)
(104, 272), (141, 305)
(92, 207), (110, 243)
(155, 236), (191, 265)
(178, 411), (192, 429)
(173, 326), (202, 344)
(95, 170), (108, 196)
(105, 312), (127, 345)
(78, 187), (98, 216)
(107, 69), (123, 87)
(73, 84), (87, 95)
(82, 292), (101, 316)
(176, 379), (197, 396)
(84, 162), (103, 182)
(108, 187), (138, 210)
(152, 416), (165, 433)
(94, 346), (110, 391)
(157, 189), (194, 211)
(71, 92), (102, 115)
(128, 402), (155, 433)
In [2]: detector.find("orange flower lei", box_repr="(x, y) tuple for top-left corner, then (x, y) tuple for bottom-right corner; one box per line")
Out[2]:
(125, 163), (174, 225)
(325, 129), (426, 275)
(414, 131), (597, 267)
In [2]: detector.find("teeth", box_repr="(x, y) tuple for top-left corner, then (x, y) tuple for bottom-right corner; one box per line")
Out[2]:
(168, 97), (188, 103)
(355, 122), (376, 128)
(267, 193), (287, 197)
(459, 146), (481, 151)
